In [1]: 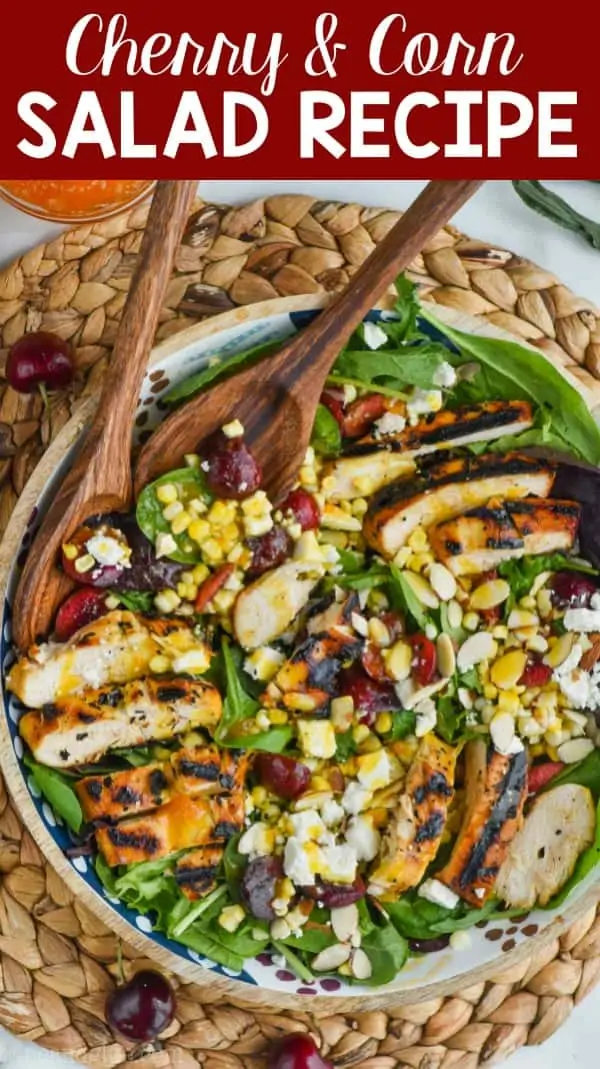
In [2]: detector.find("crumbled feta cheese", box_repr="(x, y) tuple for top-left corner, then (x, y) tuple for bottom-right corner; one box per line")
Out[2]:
(321, 799), (345, 827)
(283, 837), (316, 885)
(244, 646), (285, 682)
(342, 781), (373, 815)
(591, 592), (600, 611)
(564, 608), (600, 632)
(555, 669), (592, 710)
(319, 843), (358, 884)
(432, 361), (458, 389)
(288, 809), (327, 843)
(362, 322), (388, 350)
(345, 816), (380, 862)
(238, 823), (273, 857)
(297, 719), (337, 759)
(171, 650), (210, 675)
(415, 697), (437, 738)
(86, 533), (130, 567)
(373, 412), (407, 439)
(221, 419), (244, 438)
(418, 878), (459, 910)
(406, 388), (443, 425)
(356, 749), (392, 790)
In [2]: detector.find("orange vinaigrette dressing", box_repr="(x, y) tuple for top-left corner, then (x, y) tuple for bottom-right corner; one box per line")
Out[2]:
(0, 180), (155, 221)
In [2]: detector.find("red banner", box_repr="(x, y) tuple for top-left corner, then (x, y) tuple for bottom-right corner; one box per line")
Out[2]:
(0, 0), (594, 177)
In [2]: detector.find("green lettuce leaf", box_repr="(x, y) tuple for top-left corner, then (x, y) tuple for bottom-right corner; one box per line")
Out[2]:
(163, 341), (280, 405)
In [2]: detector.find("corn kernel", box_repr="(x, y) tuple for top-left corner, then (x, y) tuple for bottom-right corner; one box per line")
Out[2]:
(483, 683), (498, 700)
(497, 689), (521, 716)
(408, 526), (430, 552)
(171, 511), (192, 535)
(462, 612), (480, 632)
(351, 498), (368, 518)
(74, 553), (95, 574)
(222, 419), (244, 438)
(104, 594), (120, 610)
(375, 712), (393, 735)
(492, 625), (509, 641)
(203, 539), (225, 564)
(507, 608), (539, 629)
(393, 546), (412, 568)
(519, 595), (537, 610)
(62, 543), (79, 560)
(244, 515), (274, 537)
(360, 735), (383, 753)
(149, 655), (171, 673)
(154, 589), (181, 613)
(353, 724), (371, 744)
(189, 498), (208, 516)
(156, 483), (178, 504)
(385, 640), (412, 682)
(191, 563), (210, 584)
(219, 905), (245, 933)
(251, 786), (267, 806)
(188, 519), (211, 544)
(212, 589), (236, 613)
(163, 501), (184, 522)
(268, 708), (289, 725)
(353, 475), (376, 495)
(184, 453), (200, 468)
(285, 693), (318, 712)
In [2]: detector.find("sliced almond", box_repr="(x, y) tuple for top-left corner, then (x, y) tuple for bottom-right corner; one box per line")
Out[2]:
(543, 631), (575, 669)
(312, 943), (352, 971)
(402, 571), (440, 610)
(456, 631), (497, 672)
(580, 633), (600, 672)
(490, 650), (528, 690)
(470, 579), (510, 611)
(350, 948), (373, 980)
(507, 608), (539, 630)
(330, 903), (359, 944)
(436, 632), (456, 678)
(557, 738), (595, 764)
(428, 563), (457, 602)
(396, 675), (448, 711)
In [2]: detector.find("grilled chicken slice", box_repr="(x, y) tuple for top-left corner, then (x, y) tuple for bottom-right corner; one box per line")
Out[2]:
(76, 762), (173, 823)
(321, 452), (415, 501)
(233, 561), (326, 650)
(352, 401), (534, 457)
(267, 626), (363, 713)
(368, 735), (457, 900)
(7, 610), (212, 708)
(495, 784), (595, 909)
(363, 453), (556, 558)
(306, 592), (360, 636)
(436, 741), (527, 907)
(76, 745), (246, 823)
(19, 676), (222, 769)
(174, 845), (224, 900)
(429, 499), (580, 576)
(96, 793), (216, 867)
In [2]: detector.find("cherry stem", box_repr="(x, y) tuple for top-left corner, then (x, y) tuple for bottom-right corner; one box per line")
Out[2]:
(38, 383), (52, 441)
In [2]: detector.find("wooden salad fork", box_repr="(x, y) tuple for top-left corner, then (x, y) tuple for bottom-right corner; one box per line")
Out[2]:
(11, 180), (198, 651)
(134, 180), (484, 503)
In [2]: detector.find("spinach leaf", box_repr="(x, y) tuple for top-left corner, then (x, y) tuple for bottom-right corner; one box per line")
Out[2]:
(435, 695), (470, 745)
(333, 348), (444, 391)
(311, 404), (342, 457)
(112, 590), (155, 613)
(544, 798), (600, 908)
(419, 306), (600, 465)
(513, 181), (600, 252)
(176, 925), (246, 971)
(163, 341), (281, 405)
(386, 893), (514, 940)
(216, 641), (292, 752)
(24, 756), (83, 834)
(136, 468), (211, 564)
(360, 923), (409, 985)
(389, 564), (429, 629)
(498, 553), (598, 606)
(545, 750), (600, 798)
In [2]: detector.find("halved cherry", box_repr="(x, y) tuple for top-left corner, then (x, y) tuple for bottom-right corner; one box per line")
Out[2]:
(61, 523), (130, 587)
(408, 634), (437, 686)
(338, 664), (397, 725)
(280, 489), (320, 531)
(202, 430), (262, 499)
(254, 753), (311, 800)
(341, 394), (388, 438)
(550, 571), (598, 608)
(519, 658), (552, 688)
(194, 563), (234, 614)
(54, 587), (109, 641)
(320, 390), (345, 430)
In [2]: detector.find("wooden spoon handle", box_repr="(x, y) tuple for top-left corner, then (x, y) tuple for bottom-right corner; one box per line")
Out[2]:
(281, 180), (484, 389)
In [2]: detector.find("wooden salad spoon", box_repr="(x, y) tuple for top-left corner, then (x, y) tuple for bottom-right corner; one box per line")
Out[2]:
(11, 180), (198, 651)
(134, 180), (484, 503)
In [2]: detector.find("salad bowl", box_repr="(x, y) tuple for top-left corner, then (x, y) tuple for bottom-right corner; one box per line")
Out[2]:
(2, 292), (600, 1010)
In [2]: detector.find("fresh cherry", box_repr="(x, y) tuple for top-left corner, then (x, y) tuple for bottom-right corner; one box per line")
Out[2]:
(280, 489), (320, 531)
(240, 856), (283, 921)
(105, 969), (176, 1041)
(7, 332), (74, 394)
(341, 393), (388, 438)
(254, 753), (311, 800)
(267, 1034), (333, 1069)
(247, 525), (293, 577)
(202, 430), (262, 500)
(337, 664), (397, 725)
(54, 587), (108, 641)
(408, 633), (437, 686)
(550, 571), (598, 607)
(519, 658), (553, 688)
(61, 523), (129, 587)
(301, 875), (366, 908)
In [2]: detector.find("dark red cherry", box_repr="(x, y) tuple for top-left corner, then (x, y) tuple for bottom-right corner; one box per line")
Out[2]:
(341, 393), (387, 438)
(550, 571), (598, 607)
(240, 856), (283, 921)
(301, 875), (366, 908)
(320, 390), (345, 430)
(254, 753), (311, 799)
(281, 489), (320, 531)
(7, 332), (74, 393)
(247, 525), (293, 577)
(408, 634), (437, 686)
(105, 969), (176, 1041)
(268, 1034), (333, 1069)
(202, 430), (262, 499)
(519, 658), (552, 688)
(54, 587), (109, 641)
(338, 664), (397, 725)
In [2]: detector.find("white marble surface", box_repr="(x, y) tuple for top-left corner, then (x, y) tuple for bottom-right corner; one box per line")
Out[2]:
(0, 179), (599, 1066)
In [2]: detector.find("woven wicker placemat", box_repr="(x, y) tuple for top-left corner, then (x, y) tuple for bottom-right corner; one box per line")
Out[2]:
(1, 193), (600, 1068)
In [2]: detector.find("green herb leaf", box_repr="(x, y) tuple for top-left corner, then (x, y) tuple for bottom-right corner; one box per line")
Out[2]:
(435, 695), (469, 745)
(387, 709), (416, 741)
(333, 348), (444, 391)
(311, 403), (342, 457)
(389, 564), (429, 629)
(112, 590), (155, 613)
(163, 341), (281, 405)
(215, 641), (292, 752)
(385, 892), (514, 940)
(419, 306), (600, 465)
(136, 468), (212, 564)
(513, 181), (600, 252)
(335, 733), (358, 761)
(24, 756), (83, 834)
(360, 923), (409, 985)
